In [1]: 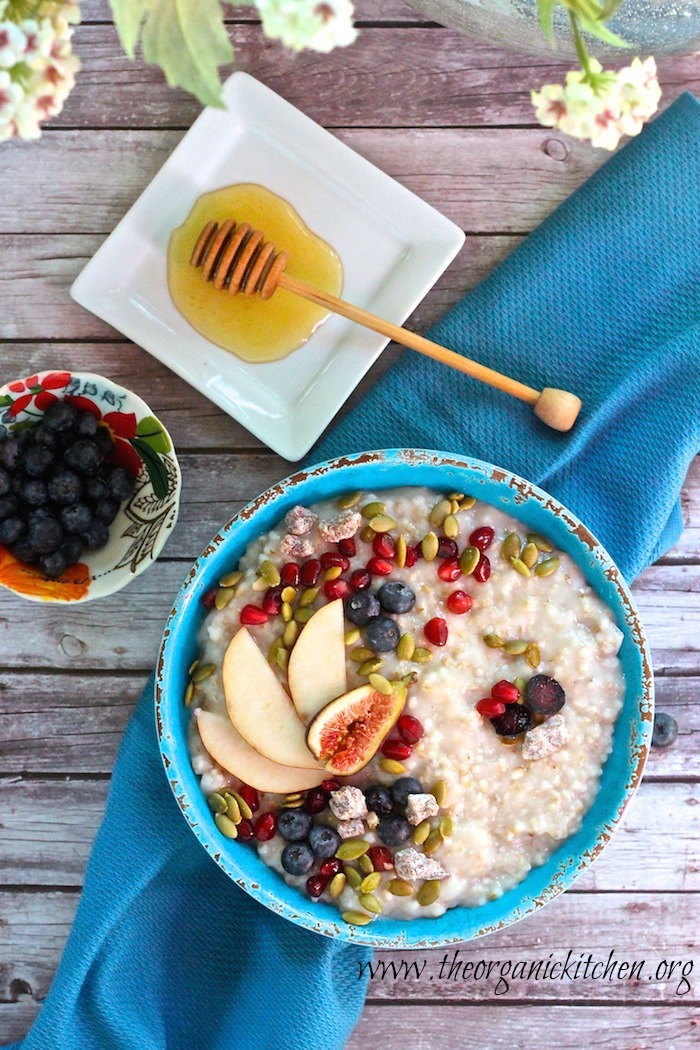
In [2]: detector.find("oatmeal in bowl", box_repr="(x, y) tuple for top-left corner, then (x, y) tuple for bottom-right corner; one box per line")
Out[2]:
(156, 450), (652, 946)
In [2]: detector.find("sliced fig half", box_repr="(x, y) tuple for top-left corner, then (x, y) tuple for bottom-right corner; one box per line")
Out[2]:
(306, 683), (405, 776)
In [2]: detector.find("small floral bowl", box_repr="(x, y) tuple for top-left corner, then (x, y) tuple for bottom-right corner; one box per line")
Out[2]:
(0, 370), (181, 603)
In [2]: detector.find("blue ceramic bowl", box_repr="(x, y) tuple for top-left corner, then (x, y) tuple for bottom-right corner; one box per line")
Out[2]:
(156, 449), (653, 948)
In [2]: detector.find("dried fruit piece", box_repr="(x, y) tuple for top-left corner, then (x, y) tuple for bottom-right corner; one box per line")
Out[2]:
(306, 683), (405, 775)
(524, 674), (566, 715)
(490, 705), (534, 737)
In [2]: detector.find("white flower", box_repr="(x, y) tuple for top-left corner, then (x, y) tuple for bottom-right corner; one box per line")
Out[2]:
(617, 56), (661, 135)
(257, 0), (357, 53)
(0, 69), (22, 124)
(13, 94), (42, 139)
(0, 19), (27, 67)
(20, 19), (55, 66)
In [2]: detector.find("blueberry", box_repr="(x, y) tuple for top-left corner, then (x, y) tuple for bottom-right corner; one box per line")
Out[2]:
(43, 400), (78, 433)
(64, 440), (103, 475)
(377, 581), (416, 614)
(0, 467), (10, 497)
(48, 468), (82, 505)
(28, 515), (64, 555)
(12, 537), (38, 564)
(490, 705), (534, 737)
(308, 823), (341, 859)
(75, 411), (98, 437)
(20, 478), (49, 507)
(32, 424), (57, 450)
(84, 476), (110, 502)
(94, 498), (119, 524)
(61, 503), (93, 535)
(0, 516), (25, 546)
(108, 467), (136, 501)
(22, 443), (54, 477)
(95, 426), (115, 457)
(346, 590), (381, 626)
(524, 674), (566, 716)
(377, 813), (411, 847)
(277, 808), (314, 842)
(391, 777), (423, 807)
(0, 436), (22, 471)
(40, 549), (68, 580)
(0, 494), (20, 521)
(365, 616), (400, 653)
(652, 712), (678, 748)
(364, 785), (394, 815)
(281, 842), (315, 876)
(81, 521), (109, 550)
(59, 535), (83, 566)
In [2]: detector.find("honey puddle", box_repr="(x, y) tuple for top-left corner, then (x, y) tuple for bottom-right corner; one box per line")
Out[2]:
(168, 184), (343, 363)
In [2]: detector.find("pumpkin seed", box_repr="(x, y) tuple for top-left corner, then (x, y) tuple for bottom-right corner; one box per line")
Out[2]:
(380, 758), (405, 775)
(188, 659), (200, 677)
(397, 633), (416, 661)
(510, 557), (531, 578)
(329, 872), (347, 898)
(360, 893), (382, 914)
(268, 637), (283, 665)
(215, 586), (236, 610)
(230, 790), (252, 820)
(459, 495), (476, 511)
(336, 839), (370, 861)
(343, 865), (362, 889)
(294, 607), (314, 624)
(370, 514), (397, 533)
(281, 601), (293, 621)
(429, 499), (452, 527)
(412, 819), (432, 845)
(501, 532), (522, 562)
(337, 491), (361, 510)
(369, 672), (393, 695)
(282, 797), (305, 808)
(283, 621), (299, 648)
(402, 671), (419, 686)
(440, 814), (454, 838)
(514, 676), (527, 698)
(421, 531), (439, 561)
(483, 633), (504, 649)
(388, 878), (414, 896)
(281, 585), (297, 603)
(362, 501), (385, 519)
(184, 681), (195, 706)
(527, 532), (553, 553)
(423, 829), (443, 855)
(521, 542), (539, 569)
(360, 872), (382, 893)
(351, 647), (375, 663)
(391, 680), (408, 704)
(322, 566), (342, 582)
(360, 525), (376, 543)
(359, 657), (383, 675)
(225, 795), (242, 823)
(285, 792), (303, 802)
(447, 491), (465, 501)
(276, 648), (289, 671)
(192, 662), (216, 683)
(358, 855), (374, 876)
(460, 545), (480, 575)
(534, 557), (561, 577)
(395, 534), (407, 568)
(504, 639), (529, 655)
(259, 559), (281, 587)
(417, 880), (440, 906)
(412, 647), (432, 663)
(526, 642), (541, 668)
(214, 813), (238, 839)
(342, 910), (372, 926)
(443, 513), (460, 539)
(450, 499), (461, 514)
(219, 569), (243, 589)
(431, 779), (447, 806)
(207, 792), (227, 815)
(344, 627), (361, 646)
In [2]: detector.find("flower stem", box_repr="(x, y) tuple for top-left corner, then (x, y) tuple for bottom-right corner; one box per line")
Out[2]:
(569, 10), (592, 78)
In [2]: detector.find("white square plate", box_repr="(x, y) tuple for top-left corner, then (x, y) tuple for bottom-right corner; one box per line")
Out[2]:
(71, 73), (465, 461)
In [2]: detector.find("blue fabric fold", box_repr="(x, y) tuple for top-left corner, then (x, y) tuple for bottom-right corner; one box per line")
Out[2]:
(8, 93), (699, 1050)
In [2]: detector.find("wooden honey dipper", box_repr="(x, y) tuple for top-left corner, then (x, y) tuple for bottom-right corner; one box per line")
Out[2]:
(190, 219), (582, 432)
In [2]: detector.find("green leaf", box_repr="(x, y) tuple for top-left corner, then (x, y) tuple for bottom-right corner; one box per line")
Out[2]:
(599, 0), (624, 18)
(537, 0), (558, 44)
(130, 437), (169, 501)
(0, 395), (12, 408)
(109, 0), (148, 59)
(135, 414), (172, 455)
(578, 13), (630, 47)
(141, 0), (233, 108)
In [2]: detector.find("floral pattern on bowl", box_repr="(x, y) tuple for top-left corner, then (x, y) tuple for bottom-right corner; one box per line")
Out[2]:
(0, 370), (181, 603)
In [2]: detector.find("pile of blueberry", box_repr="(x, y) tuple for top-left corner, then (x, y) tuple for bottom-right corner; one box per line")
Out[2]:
(278, 809), (341, 875)
(366, 777), (420, 846)
(0, 400), (136, 579)
(346, 581), (416, 652)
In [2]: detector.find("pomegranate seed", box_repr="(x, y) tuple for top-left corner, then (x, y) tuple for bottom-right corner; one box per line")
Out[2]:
(438, 558), (461, 582)
(438, 537), (459, 559)
(321, 551), (350, 571)
(424, 616), (448, 646)
(237, 818), (255, 842)
(322, 778), (340, 793)
(373, 533), (396, 559)
(262, 586), (283, 616)
(201, 586), (218, 607)
(349, 568), (371, 591)
(491, 679), (521, 703)
(320, 857), (342, 877)
(473, 553), (491, 583)
(476, 697), (506, 718)
(470, 525), (495, 551)
(446, 590), (473, 615)
(404, 545), (420, 567)
(239, 784), (259, 812)
(324, 578), (351, 601)
(368, 846), (394, 871)
(381, 738), (413, 761)
(367, 557), (393, 576)
(306, 874), (329, 898)
(280, 562), (300, 587)
(254, 812), (277, 841)
(240, 604), (268, 626)
(306, 787), (328, 814)
(338, 537), (356, 558)
(397, 714), (424, 745)
(300, 559), (321, 586)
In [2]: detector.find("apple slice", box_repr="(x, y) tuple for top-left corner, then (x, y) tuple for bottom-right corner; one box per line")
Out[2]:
(196, 709), (326, 793)
(307, 682), (405, 775)
(223, 627), (322, 770)
(287, 599), (347, 724)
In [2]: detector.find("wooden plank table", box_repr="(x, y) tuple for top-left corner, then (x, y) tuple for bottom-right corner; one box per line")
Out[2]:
(1, 3), (698, 1046)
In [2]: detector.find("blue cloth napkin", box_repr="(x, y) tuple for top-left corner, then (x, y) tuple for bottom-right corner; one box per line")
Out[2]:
(8, 94), (700, 1050)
